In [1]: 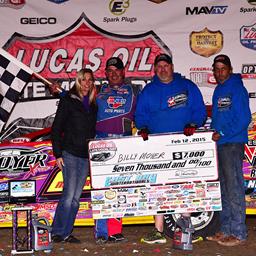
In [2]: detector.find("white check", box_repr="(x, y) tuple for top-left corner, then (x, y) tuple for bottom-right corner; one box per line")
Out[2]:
(89, 131), (218, 189)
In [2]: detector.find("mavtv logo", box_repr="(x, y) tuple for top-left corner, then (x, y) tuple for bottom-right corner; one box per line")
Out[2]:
(186, 6), (228, 15)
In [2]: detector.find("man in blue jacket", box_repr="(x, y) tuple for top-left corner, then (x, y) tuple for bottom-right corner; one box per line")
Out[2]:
(207, 54), (251, 246)
(135, 53), (206, 244)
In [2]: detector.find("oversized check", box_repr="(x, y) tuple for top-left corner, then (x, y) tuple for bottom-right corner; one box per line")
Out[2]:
(89, 131), (218, 189)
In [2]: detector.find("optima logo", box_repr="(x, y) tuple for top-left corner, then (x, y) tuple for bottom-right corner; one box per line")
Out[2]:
(109, 0), (130, 15)
(186, 6), (228, 15)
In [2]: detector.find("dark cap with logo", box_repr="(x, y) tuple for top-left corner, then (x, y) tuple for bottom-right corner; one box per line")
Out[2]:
(154, 53), (172, 65)
(212, 54), (232, 68)
(105, 57), (124, 69)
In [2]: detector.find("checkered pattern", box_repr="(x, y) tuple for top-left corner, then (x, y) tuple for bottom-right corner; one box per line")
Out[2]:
(0, 48), (33, 132)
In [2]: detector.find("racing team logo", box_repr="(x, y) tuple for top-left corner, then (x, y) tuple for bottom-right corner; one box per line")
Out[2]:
(217, 96), (232, 109)
(107, 96), (126, 109)
(167, 93), (187, 108)
(190, 27), (223, 57)
(89, 141), (117, 162)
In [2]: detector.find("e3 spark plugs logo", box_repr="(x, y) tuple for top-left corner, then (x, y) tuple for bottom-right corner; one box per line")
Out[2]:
(104, 0), (137, 23)
(109, 0), (129, 15)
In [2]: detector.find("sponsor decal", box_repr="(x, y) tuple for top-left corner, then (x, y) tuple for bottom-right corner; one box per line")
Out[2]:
(105, 190), (117, 200)
(190, 28), (223, 57)
(104, 0), (137, 23)
(189, 67), (216, 88)
(0, 0), (25, 9)
(186, 5), (228, 15)
(0, 147), (49, 173)
(107, 96), (126, 109)
(242, 64), (256, 79)
(240, 23), (256, 50)
(245, 143), (256, 167)
(20, 17), (57, 25)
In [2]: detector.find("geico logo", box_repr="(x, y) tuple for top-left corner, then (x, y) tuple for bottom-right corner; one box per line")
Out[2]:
(20, 17), (57, 24)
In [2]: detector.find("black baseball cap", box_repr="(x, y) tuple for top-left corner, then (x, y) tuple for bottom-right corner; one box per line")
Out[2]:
(212, 54), (232, 68)
(105, 57), (124, 69)
(154, 53), (172, 65)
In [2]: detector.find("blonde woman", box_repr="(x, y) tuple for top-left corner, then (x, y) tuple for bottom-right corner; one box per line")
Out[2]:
(51, 69), (97, 243)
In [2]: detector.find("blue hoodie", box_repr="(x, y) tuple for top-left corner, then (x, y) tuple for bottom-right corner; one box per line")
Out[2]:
(211, 73), (251, 145)
(135, 73), (206, 134)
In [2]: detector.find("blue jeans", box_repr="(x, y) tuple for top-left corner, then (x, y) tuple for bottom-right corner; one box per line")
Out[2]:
(217, 143), (247, 240)
(52, 151), (88, 238)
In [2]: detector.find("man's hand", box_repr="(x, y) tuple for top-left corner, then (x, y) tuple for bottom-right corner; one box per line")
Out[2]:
(138, 128), (149, 141)
(212, 131), (221, 141)
(183, 123), (197, 136)
(49, 82), (62, 96)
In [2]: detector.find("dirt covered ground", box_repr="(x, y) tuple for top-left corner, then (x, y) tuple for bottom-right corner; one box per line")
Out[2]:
(0, 216), (255, 256)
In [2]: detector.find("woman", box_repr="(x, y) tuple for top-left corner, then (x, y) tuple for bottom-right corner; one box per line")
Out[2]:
(51, 68), (97, 243)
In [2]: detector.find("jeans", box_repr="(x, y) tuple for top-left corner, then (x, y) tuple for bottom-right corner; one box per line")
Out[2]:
(217, 143), (247, 240)
(52, 151), (89, 238)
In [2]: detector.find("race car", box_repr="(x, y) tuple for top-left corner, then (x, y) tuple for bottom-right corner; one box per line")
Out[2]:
(0, 114), (255, 239)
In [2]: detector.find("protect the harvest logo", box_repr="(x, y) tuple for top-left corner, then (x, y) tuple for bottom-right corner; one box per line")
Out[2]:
(190, 27), (223, 57)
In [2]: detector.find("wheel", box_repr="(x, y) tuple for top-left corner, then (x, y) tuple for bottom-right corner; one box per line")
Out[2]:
(164, 211), (220, 238)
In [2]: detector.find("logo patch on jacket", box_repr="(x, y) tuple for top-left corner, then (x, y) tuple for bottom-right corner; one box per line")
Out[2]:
(167, 93), (188, 108)
(217, 96), (232, 109)
(107, 96), (126, 109)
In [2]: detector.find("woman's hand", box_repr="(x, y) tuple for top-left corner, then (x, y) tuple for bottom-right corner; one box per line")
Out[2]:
(56, 157), (64, 170)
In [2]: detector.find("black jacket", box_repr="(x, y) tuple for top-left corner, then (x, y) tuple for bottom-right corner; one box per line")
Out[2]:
(51, 93), (97, 159)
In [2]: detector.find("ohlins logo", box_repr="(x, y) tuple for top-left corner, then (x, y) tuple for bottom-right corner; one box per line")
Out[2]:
(186, 6), (228, 15)
(109, 0), (129, 15)
(168, 93), (187, 108)
(0, 148), (48, 172)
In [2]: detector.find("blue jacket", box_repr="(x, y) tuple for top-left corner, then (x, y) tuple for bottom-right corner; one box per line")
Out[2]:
(135, 73), (206, 134)
(211, 73), (251, 145)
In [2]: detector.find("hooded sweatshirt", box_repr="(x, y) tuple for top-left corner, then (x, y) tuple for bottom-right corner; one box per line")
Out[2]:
(135, 73), (206, 134)
(211, 73), (251, 145)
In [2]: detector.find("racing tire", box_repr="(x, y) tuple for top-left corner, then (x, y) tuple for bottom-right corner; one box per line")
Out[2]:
(164, 211), (220, 238)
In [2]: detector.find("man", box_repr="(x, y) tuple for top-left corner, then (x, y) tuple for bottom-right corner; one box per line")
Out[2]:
(206, 54), (251, 246)
(94, 57), (138, 244)
(49, 57), (138, 244)
(135, 53), (206, 244)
